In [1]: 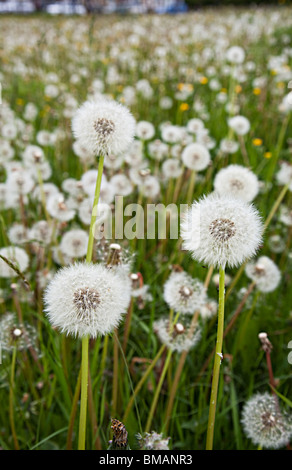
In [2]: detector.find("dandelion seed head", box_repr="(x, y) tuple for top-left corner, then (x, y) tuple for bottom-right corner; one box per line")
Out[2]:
(72, 98), (136, 157)
(44, 262), (131, 338)
(163, 270), (207, 314)
(181, 142), (211, 172)
(214, 164), (260, 202)
(241, 392), (292, 449)
(245, 256), (281, 292)
(181, 193), (263, 268)
(154, 315), (202, 353)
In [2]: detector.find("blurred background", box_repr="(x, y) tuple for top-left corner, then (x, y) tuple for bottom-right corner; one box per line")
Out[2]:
(0, 0), (291, 15)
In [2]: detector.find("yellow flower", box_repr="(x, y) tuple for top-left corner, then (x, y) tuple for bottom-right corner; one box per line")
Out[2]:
(252, 138), (263, 146)
(253, 88), (261, 95)
(16, 98), (24, 106)
(180, 103), (189, 112)
(220, 88), (227, 93)
(235, 85), (242, 93)
(200, 76), (208, 85)
(264, 152), (272, 159)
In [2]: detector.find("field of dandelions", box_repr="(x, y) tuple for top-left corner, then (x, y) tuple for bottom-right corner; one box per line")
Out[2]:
(0, 7), (292, 451)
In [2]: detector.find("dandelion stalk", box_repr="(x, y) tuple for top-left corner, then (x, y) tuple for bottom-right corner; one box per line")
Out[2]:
(78, 153), (105, 450)
(85, 154), (105, 264)
(206, 265), (225, 450)
(78, 334), (89, 450)
(9, 345), (20, 450)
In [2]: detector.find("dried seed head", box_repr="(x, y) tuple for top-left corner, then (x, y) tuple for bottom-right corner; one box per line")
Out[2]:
(73, 287), (100, 321)
(93, 118), (115, 144)
(209, 218), (236, 242)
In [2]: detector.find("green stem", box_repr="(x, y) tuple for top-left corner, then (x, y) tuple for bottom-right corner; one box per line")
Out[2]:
(67, 367), (81, 450)
(78, 335), (89, 450)
(78, 154), (105, 450)
(86, 154), (105, 263)
(206, 265), (225, 450)
(186, 170), (196, 206)
(9, 346), (19, 450)
(263, 183), (289, 231)
(123, 344), (166, 424)
(145, 348), (173, 434)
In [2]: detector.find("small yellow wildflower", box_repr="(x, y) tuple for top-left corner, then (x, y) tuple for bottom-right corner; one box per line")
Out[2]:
(253, 138), (263, 146)
(200, 76), (208, 85)
(253, 88), (261, 95)
(264, 152), (272, 159)
(180, 103), (189, 112)
(235, 85), (242, 93)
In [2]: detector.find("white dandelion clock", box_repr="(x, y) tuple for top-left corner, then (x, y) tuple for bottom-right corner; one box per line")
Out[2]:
(163, 270), (207, 314)
(153, 315), (202, 353)
(0, 246), (29, 278)
(241, 392), (292, 449)
(44, 262), (131, 339)
(181, 192), (263, 450)
(181, 193), (263, 269)
(59, 229), (89, 259)
(226, 45), (245, 64)
(72, 98), (136, 157)
(213, 164), (260, 202)
(228, 115), (250, 136)
(245, 256), (281, 293)
(276, 161), (292, 191)
(181, 142), (211, 172)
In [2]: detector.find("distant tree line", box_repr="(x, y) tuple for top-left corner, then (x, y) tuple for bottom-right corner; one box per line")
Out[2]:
(185, 0), (291, 7)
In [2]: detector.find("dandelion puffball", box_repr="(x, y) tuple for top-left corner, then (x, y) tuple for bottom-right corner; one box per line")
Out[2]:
(214, 164), (260, 202)
(245, 256), (281, 292)
(44, 262), (131, 338)
(180, 193), (263, 269)
(228, 115), (250, 136)
(241, 392), (292, 449)
(163, 270), (207, 314)
(181, 142), (211, 171)
(71, 98), (136, 157)
(0, 246), (29, 278)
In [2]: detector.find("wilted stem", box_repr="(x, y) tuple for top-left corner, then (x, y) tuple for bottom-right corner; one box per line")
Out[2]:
(206, 265), (225, 450)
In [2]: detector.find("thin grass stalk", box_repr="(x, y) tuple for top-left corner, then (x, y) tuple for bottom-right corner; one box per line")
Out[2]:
(163, 310), (200, 433)
(145, 348), (173, 434)
(122, 344), (166, 424)
(111, 328), (119, 417)
(66, 367), (81, 450)
(206, 264), (225, 450)
(144, 311), (180, 433)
